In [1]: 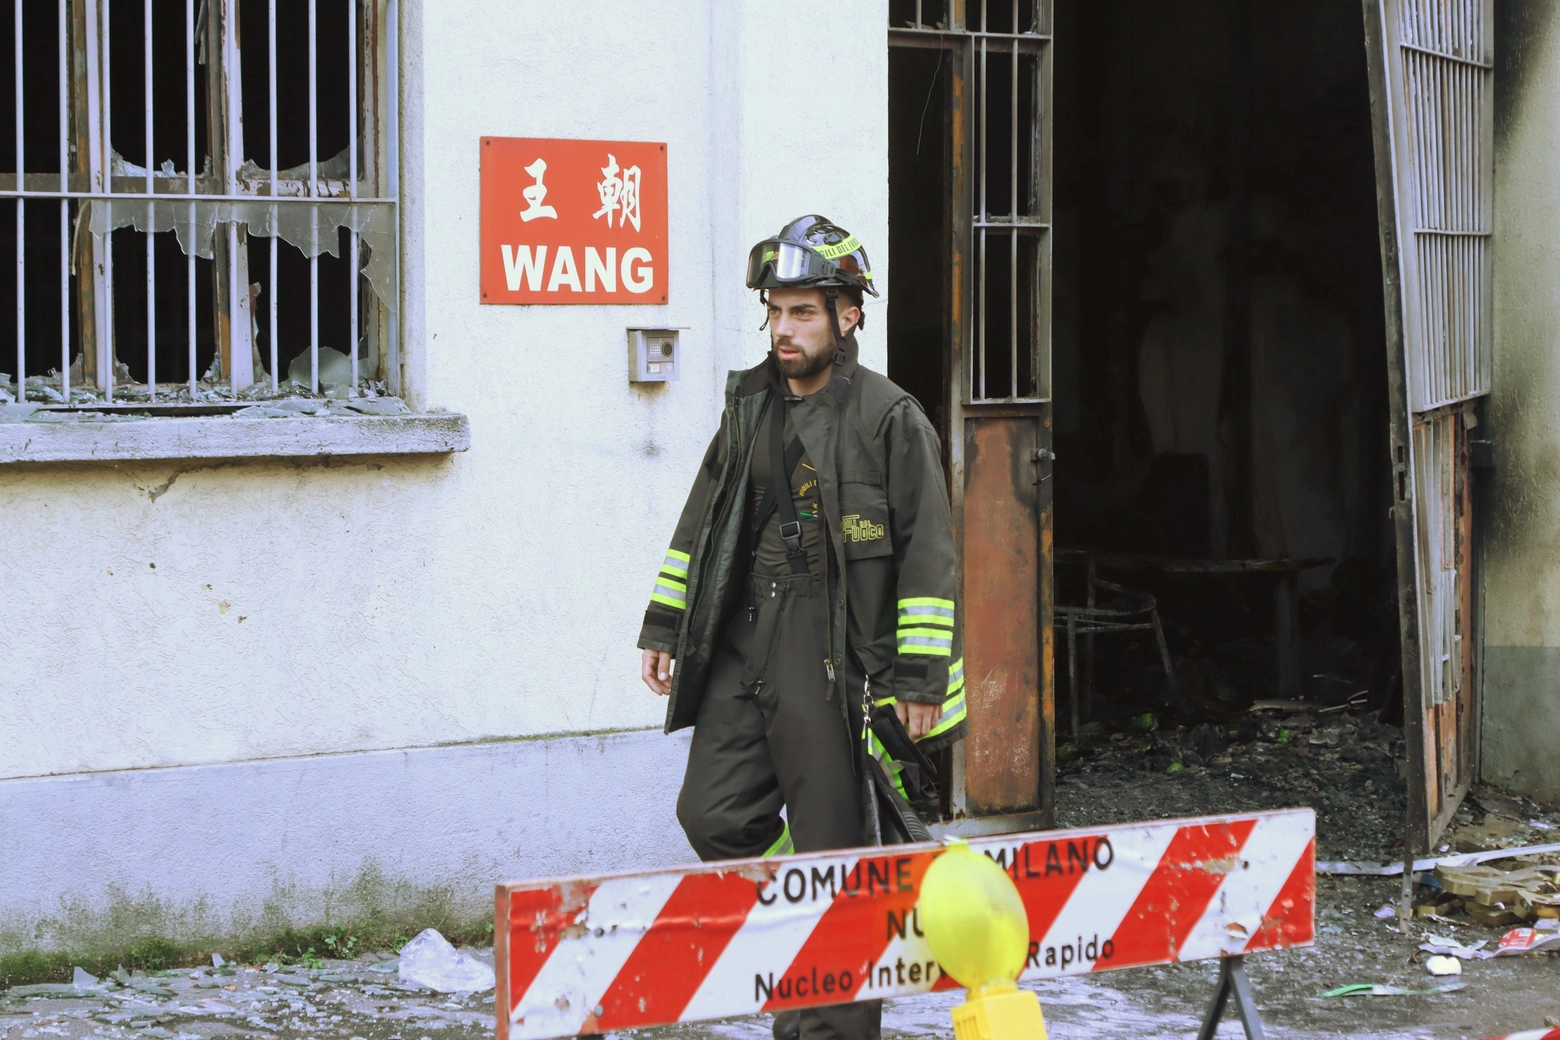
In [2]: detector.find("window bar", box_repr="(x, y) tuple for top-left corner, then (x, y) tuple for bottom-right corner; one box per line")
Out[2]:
(57, 0), (68, 404)
(185, 0), (195, 396)
(101, 0), (113, 403)
(386, 0), (399, 396)
(15, 0), (24, 404)
(308, 0), (319, 395)
(347, 0), (357, 391)
(915, 0), (922, 28)
(977, 18), (988, 400)
(1009, 14), (1018, 398)
(268, 0), (277, 392)
(144, 0), (155, 399)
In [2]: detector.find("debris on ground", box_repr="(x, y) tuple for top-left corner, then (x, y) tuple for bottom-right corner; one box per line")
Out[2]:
(1057, 706), (1409, 860)
(1436, 862), (1560, 925)
(1323, 982), (1468, 997)
(397, 928), (496, 994)
(1425, 955), (1462, 976)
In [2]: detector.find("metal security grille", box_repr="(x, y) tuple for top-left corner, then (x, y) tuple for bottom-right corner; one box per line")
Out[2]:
(1, 0), (398, 409)
(1396, 0), (1492, 412)
(1365, 0), (1489, 848)
(890, 0), (1051, 404)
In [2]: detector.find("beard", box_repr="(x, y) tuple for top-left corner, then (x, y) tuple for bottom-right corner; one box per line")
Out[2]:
(772, 336), (834, 380)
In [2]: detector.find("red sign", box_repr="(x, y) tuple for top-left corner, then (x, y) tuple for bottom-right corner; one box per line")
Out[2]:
(480, 137), (668, 305)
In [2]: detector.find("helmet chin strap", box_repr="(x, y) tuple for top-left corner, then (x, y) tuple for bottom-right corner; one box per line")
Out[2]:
(825, 287), (847, 366)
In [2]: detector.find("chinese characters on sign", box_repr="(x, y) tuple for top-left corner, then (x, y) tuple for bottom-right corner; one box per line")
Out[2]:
(481, 138), (667, 304)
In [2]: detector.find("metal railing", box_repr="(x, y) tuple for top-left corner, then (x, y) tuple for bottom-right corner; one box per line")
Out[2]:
(1, 0), (398, 409)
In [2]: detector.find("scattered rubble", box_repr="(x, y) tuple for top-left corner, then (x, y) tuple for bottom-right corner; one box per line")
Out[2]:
(0, 942), (496, 1040)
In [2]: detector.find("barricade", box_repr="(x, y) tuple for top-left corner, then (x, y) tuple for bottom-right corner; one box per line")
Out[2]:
(495, 809), (1315, 1039)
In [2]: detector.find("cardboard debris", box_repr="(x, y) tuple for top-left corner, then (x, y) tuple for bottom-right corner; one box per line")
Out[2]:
(1435, 863), (1560, 925)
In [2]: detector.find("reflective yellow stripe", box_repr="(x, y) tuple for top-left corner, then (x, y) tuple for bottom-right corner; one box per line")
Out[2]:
(898, 596), (955, 610)
(651, 575), (687, 609)
(660, 554), (689, 578)
(813, 234), (861, 261)
(898, 627), (954, 656)
(762, 825), (793, 858)
(899, 616), (954, 629)
(924, 695), (968, 740)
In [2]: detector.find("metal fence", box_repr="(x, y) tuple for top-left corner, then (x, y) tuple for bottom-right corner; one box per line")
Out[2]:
(1, 0), (398, 408)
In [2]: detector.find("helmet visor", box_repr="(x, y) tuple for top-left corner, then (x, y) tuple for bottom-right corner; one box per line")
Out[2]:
(746, 239), (834, 288)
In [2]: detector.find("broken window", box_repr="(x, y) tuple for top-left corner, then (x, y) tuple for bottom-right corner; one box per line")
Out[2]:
(0, 0), (398, 409)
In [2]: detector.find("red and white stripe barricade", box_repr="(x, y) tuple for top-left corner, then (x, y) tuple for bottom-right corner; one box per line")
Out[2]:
(494, 809), (1315, 1039)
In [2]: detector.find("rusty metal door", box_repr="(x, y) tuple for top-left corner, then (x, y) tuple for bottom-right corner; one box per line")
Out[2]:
(1363, 0), (1490, 850)
(890, 0), (1055, 826)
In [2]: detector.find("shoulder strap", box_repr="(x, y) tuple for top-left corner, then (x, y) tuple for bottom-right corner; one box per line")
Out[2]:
(750, 393), (810, 575)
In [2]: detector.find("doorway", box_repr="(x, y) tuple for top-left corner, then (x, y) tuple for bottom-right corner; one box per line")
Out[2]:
(1048, 0), (1401, 735)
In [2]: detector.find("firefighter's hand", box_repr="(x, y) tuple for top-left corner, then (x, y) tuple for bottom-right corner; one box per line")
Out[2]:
(642, 649), (674, 696)
(897, 700), (940, 741)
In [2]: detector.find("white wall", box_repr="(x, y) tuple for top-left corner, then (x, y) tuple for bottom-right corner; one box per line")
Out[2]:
(0, 0), (888, 782)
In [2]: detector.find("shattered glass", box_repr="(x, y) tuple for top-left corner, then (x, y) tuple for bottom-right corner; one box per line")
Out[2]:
(87, 149), (396, 314)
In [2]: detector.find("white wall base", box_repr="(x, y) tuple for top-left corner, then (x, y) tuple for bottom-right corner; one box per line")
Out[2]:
(0, 728), (693, 953)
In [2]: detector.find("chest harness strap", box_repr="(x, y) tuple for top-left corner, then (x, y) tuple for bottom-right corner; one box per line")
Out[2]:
(749, 391), (811, 577)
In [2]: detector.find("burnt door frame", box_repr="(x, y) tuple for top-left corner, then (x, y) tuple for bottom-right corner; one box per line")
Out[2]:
(890, 0), (1056, 826)
(1363, 0), (1491, 852)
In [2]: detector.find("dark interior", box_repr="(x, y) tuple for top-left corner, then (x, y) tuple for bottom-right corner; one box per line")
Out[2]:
(890, 0), (1403, 731)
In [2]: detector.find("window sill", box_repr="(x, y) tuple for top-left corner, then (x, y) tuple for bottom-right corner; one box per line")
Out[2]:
(0, 408), (471, 465)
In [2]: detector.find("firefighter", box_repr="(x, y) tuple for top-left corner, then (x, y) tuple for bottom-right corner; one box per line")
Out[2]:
(636, 216), (965, 1040)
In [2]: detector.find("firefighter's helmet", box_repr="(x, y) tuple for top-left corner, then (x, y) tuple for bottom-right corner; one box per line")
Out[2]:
(745, 215), (878, 298)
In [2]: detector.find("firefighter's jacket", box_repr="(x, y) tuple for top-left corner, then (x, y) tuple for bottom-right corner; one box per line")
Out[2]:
(638, 335), (967, 752)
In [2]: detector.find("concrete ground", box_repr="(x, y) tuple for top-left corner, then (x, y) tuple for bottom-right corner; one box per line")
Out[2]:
(3, 885), (1556, 1040)
(5, 711), (1558, 1040)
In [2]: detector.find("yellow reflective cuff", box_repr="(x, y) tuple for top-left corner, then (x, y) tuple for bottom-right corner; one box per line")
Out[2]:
(924, 698), (968, 740)
(656, 574), (687, 591)
(762, 824), (793, 858)
(874, 695), (897, 707)
(899, 643), (953, 657)
(650, 592), (687, 610)
(660, 555), (689, 578)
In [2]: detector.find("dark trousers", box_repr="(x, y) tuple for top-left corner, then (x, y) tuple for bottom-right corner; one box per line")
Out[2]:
(676, 573), (882, 1040)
